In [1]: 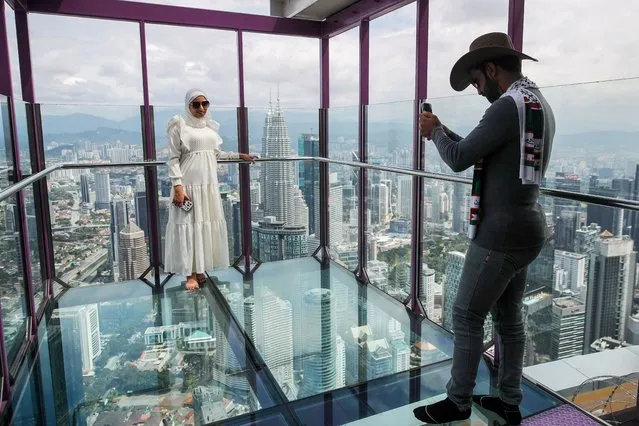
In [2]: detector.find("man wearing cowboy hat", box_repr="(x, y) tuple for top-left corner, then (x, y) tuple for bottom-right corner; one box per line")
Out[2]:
(414, 32), (555, 425)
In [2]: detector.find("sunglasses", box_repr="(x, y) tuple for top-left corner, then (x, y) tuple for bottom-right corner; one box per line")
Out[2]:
(191, 100), (210, 109)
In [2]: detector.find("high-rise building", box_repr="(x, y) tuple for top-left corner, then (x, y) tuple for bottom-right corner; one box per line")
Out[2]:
(574, 223), (601, 291)
(110, 196), (130, 280)
(443, 251), (492, 342)
(554, 250), (587, 294)
(365, 338), (393, 380)
(254, 288), (295, 397)
(551, 296), (586, 360)
(397, 175), (412, 219)
(135, 190), (148, 238)
(555, 210), (581, 251)
(252, 217), (308, 262)
(585, 233), (636, 349)
(298, 134), (320, 234)
(551, 173), (581, 219)
(260, 97), (308, 228)
(54, 304), (101, 375)
(314, 173), (344, 245)
(370, 183), (389, 226)
(118, 223), (150, 281)
(95, 171), (111, 210)
(80, 174), (90, 204)
(421, 264), (436, 319)
(336, 335), (346, 388)
(443, 252), (466, 331)
(298, 288), (336, 398)
(452, 181), (469, 234)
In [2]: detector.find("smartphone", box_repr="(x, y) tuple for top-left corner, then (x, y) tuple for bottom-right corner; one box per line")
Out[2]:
(181, 199), (193, 213)
(419, 99), (432, 113)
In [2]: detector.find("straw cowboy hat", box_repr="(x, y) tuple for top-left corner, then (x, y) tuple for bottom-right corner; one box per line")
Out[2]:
(450, 32), (537, 92)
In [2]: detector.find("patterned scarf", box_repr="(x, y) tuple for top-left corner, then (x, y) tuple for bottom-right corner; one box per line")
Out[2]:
(468, 76), (545, 240)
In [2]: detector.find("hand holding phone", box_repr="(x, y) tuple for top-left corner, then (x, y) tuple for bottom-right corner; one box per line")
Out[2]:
(418, 99), (440, 140)
(181, 199), (193, 213)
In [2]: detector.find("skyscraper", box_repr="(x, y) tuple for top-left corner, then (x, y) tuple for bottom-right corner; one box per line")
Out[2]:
(260, 97), (308, 228)
(110, 196), (130, 280)
(452, 182), (469, 234)
(134, 177), (148, 240)
(553, 250), (587, 294)
(397, 176), (412, 219)
(80, 174), (90, 204)
(298, 134), (320, 234)
(298, 288), (336, 398)
(551, 296), (586, 360)
(54, 304), (101, 375)
(95, 171), (111, 210)
(118, 223), (150, 281)
(585, 233), (636, 349)
(253, 288), (295, 397)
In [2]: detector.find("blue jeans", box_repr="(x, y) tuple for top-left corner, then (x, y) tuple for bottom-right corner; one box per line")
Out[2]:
(446, 241), (543, 410)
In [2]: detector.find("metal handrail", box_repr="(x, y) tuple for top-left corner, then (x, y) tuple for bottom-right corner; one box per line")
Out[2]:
(2, 157), (639, 212)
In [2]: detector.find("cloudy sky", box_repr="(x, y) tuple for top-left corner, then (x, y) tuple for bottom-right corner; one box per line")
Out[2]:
(3, 0), (639, 135)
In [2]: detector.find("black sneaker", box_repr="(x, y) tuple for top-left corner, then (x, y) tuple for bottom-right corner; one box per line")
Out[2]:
(413, 397), (472, 424)
(472, 395), (522, 425)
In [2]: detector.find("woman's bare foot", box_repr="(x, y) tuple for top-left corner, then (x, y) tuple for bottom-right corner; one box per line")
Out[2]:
(196, 273), (207, 284)
(185, 275), (199, 291)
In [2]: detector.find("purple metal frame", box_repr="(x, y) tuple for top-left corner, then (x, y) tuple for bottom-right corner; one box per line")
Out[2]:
(236, 31), (253, 273)
(11, 9), (38, 335)
(139, 22), (162, 287)
(317, 36), (330, 260)
(322, 0), (414, 38)
(354, 19), (370, 283)
(0, 0), (32, 405)
(508, 0), (525, 51)
(406, 0), (428, 316)
(27, 0), (321, 38)
(15, 9), (55, 311)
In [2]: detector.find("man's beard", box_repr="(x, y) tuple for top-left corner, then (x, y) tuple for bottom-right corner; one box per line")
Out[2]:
(482, 77), (501, 103)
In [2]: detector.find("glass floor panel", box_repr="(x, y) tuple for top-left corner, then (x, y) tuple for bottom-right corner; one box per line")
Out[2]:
(0, 257), (600, 425)
(209, 257), (454, 403)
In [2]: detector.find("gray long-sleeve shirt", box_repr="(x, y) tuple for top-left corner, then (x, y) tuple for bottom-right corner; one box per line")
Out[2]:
(431, 88), (556, 251)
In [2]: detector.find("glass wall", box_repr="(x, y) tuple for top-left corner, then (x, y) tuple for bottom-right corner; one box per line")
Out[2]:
(329, 27), (358, 108)
(28, 15), (143, 105)
(248, 107), (318, 264)
(145, 24), (238, 107)
(4, 4), (22, 101)
(242, 33), (319, 109)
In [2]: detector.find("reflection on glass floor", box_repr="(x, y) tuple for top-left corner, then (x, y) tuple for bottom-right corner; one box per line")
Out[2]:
(4, 257), (601, 425)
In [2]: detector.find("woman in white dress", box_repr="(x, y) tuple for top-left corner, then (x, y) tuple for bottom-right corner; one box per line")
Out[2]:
(164, 89), (256, 290)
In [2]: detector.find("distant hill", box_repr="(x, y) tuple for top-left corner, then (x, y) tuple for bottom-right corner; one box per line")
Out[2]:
(36, 110), (638, 155)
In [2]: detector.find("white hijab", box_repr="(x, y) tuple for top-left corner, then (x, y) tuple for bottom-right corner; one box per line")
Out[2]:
(167, 88), (221, 149)
(182, 88), (220, 130)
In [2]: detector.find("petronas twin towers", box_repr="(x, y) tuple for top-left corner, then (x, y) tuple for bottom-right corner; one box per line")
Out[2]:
(260, 96), (309, 230)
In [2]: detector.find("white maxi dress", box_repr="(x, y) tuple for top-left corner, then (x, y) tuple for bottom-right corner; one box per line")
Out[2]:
(163, 115), (239, 276)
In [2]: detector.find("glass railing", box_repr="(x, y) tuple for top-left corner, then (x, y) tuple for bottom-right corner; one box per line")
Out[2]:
(328, 105), (358, 161)
(0, 96), (15, 191)
(367, 100), (414, 169)
(328, 164), (358, 272)
(367, 169), (412, 303)
(0, 155), (626, 425)
(48, 167), (152, 287)
(0, 95), (635, 424)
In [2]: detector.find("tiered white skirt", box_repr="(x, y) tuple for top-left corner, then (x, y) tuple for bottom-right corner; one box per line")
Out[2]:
(163, 152), (230, 276)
